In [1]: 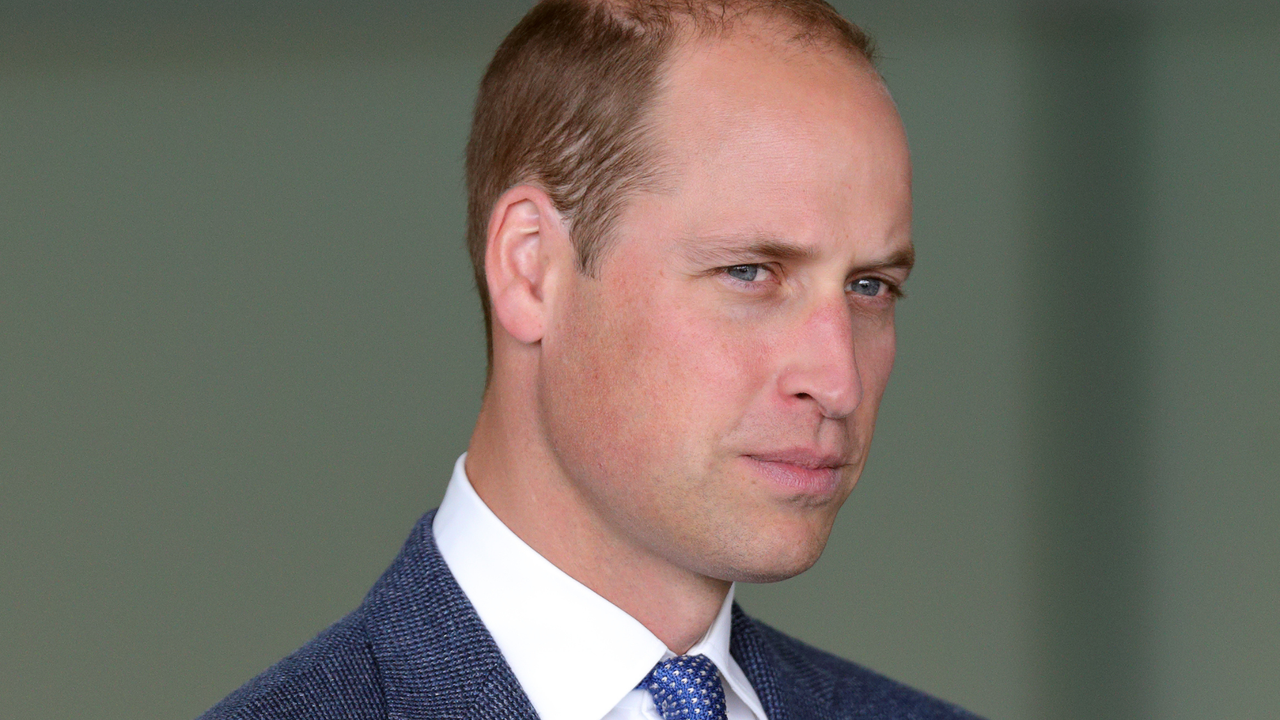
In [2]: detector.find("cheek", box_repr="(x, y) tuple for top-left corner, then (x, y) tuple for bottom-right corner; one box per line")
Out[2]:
(622, 300), (757, 437)
(598, 286), (771, 448)
(544, 283), (693, 462)
(544, 267), (782, 484)
(855, 315), (898, 408)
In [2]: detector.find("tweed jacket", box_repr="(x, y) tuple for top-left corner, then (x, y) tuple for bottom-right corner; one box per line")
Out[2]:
(200, 510), (981, 720)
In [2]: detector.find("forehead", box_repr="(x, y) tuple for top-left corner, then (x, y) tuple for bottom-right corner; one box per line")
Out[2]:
(625, 27), (911, 257)
(654, 27), (904, 171)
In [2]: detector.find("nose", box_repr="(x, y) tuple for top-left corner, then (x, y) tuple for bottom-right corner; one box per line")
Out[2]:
(776, 297), (863, 419)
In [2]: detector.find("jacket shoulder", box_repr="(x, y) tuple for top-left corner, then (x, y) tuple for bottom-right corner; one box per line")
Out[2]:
(199, 611), (386, 720)
(741, 614), (984, 719)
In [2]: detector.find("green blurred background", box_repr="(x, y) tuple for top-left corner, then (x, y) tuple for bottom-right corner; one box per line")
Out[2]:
(3, 1), (1277, 718)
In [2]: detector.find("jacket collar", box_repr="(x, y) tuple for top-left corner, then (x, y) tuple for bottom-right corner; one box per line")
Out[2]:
(731, 606), (791, 720)
(359, 509), (810, 720)
(733, 606), (852, 720)
(361, 510), (539, 720)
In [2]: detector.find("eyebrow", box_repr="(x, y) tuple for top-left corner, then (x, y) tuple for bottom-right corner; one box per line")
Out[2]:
(681, 233), (915, 273)
(863, 246), (916, 273)
(681, 234), (817, 266)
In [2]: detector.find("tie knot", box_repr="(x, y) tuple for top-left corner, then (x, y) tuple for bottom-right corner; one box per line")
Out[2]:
(641, 654), (728, 720)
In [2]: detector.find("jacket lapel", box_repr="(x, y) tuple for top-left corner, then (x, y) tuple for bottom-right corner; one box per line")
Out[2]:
(362, 510), (540, 720)
(732, 604), (832, 720)
(361, 511), (822, 720)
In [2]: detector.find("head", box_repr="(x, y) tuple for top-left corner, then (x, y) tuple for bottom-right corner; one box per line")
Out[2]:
(469, 0), (912, 584)
(466, 0), (877, 363)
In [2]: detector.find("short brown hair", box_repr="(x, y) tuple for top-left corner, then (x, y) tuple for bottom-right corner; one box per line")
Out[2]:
(465, 0), (876, 359)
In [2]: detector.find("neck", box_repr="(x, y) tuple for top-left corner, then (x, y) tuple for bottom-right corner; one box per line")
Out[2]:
(466, 381), (730, 653)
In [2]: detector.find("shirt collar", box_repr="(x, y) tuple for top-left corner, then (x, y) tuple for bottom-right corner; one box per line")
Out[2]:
(433, 454), (765, 720)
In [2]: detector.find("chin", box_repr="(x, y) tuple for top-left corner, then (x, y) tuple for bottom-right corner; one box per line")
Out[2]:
(716, 525), (833, 584)
(728, 553), (824, 584)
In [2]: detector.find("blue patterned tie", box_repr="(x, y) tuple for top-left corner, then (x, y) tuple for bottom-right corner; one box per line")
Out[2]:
(639, 654), (728, 720)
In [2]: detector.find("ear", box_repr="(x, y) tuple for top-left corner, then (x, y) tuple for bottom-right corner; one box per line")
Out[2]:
(484, 185), (571, 345)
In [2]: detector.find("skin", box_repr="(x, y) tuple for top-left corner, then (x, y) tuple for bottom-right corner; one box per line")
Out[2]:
(466, 24), (913, 654)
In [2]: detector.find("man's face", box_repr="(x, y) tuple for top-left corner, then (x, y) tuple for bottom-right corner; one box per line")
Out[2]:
(537, 30), (913, 583)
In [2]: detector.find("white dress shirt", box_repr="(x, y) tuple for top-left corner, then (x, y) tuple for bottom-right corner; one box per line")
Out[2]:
(433, 454), (767, 720)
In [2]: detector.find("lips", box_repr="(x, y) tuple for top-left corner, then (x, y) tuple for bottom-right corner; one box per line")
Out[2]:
(744, 449), (850, 497)
(749, 449), (848, 470)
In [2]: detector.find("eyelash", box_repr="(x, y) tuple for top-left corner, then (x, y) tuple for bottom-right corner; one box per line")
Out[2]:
(852, 277), (907, 300)
(720, 264), (905, 300)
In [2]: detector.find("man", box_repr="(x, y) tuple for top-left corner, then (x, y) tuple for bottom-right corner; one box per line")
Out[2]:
(202, 1), (981, 718)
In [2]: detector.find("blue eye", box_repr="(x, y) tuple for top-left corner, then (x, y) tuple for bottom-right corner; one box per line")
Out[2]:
(726, 265), (763, 282)
(849, 278), (883, 296)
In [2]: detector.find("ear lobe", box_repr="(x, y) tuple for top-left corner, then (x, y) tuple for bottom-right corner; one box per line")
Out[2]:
(484, 186), (567, 345)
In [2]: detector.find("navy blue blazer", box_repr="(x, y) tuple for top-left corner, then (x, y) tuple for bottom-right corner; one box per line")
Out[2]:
(201, 510), (981, 719)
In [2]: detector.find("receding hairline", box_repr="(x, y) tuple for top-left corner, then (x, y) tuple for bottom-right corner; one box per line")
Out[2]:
(593, 16), (892, 252)
(584, 8), (887, 233)
(591, 0), (878, 60)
